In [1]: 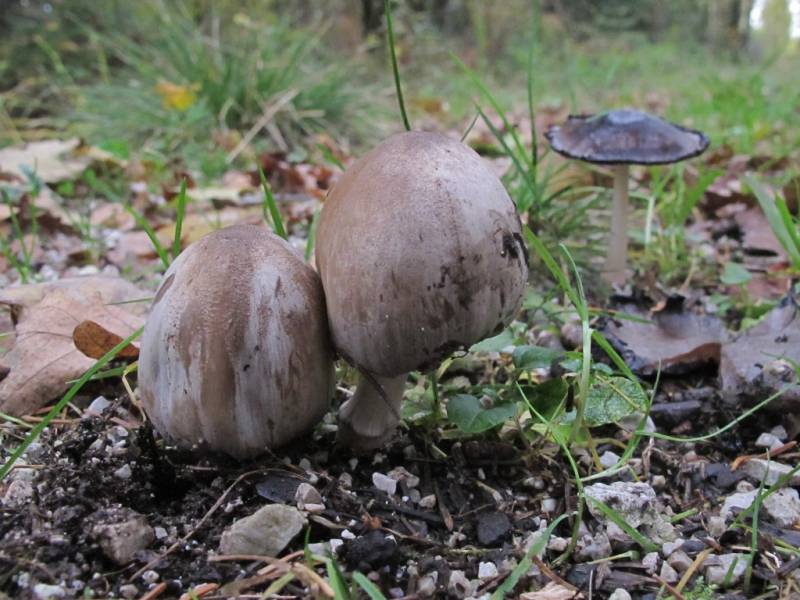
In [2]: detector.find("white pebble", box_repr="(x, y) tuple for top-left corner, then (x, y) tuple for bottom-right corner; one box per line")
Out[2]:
(372, 472), (397, 495)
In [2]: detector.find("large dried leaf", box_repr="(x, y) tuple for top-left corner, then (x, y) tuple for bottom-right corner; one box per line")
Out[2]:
(602, 297), (727, 376)
(73, 320), (140, 360)
(720, 293), (800, 410)
(0, 277), (146, 415)
(0, 139), (90, 183)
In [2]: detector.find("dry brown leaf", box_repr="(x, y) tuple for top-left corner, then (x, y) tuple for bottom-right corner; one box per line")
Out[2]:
(602, 296), (728, 376)
(734, 207), (787, 258)
(73, 320), (140, 360)
(0, 138), (90, 183)
(0, 276), (146, 415)
(90, 202), (136, 231)
(720, 293), (800, 411)
(106, 231), (160, 265)
(155, 206), (261, 250)
(520, 582), (583, 600)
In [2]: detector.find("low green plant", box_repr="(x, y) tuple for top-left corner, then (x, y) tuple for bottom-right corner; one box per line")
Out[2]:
(746, 174), (800, 271)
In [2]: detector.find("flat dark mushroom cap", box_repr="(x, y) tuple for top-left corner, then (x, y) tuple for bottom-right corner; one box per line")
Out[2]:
(545, 109), (710, 165)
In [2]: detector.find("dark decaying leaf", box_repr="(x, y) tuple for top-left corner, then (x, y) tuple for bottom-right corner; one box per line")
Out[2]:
(601, 296), (727, 376)
(73, 320), (140, 360)
(720, 293), (800, 411)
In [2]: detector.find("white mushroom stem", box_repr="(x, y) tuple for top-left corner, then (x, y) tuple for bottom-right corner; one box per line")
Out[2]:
(605, 164), (630, 285)
(337, 374), (407, 453)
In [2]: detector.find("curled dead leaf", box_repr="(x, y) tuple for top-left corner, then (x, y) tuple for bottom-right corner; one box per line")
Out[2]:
(73, 320), (140, 360)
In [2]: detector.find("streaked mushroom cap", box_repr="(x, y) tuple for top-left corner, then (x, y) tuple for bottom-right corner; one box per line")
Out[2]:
(138, 224), (334, 459)
(545, 109), (709, 165)
(315, 131), (529, 378)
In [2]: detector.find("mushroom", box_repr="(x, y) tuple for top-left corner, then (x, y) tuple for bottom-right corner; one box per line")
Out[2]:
(315, 131), (529, 452)
(545, 109), (709, 284)
(138, 224), (334, 459)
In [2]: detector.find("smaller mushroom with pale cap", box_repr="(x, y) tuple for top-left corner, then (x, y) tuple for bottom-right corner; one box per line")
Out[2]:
(545, 109), (709, 284)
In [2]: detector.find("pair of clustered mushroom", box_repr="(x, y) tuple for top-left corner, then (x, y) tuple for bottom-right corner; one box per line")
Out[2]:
(139, 131), (529, 458)
(139, 111), (708, 459)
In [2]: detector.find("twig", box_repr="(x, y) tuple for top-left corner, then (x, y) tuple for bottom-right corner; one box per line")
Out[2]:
(127, 469), (265, 582)
(137, 582), (167, 600)
(225, 89), (299, 163)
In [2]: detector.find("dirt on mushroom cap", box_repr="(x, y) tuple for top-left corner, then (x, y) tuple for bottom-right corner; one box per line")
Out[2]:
(315, 131), (529, 377)
(138, 224), (335, 459)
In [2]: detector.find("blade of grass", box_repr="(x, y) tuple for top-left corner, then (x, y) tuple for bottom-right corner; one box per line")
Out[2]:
(172, 177), (187, 260)
(384, 0), (410, 131)
(259, 167), (287, 240)
(0, 326), (144, 481)
(353, 572), (387, 600)
(491, 512), (569, 599)
(586, 496), (660, 553)
(324, 556), (352, 600)
(125, 204), (170, 269)
(304, 207), (321, 262)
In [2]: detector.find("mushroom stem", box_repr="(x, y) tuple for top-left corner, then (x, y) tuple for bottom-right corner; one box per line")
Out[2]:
(604, 164), (630, 285)
(336, 374), (407, 453)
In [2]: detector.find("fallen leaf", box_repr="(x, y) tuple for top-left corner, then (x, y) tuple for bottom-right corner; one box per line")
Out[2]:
(156, 206), (261, 250)
(0, 276), (146, 415)
(90, 202), (136, 231)
(154, 80), (198, 111)
(720, 293), (800, 411)
(520, 582), (583, 600)
(734, 207), (787, 258)
(0, 139), (90, 183)
(73, 320), (140, 360)
(602, 296), (728, 376)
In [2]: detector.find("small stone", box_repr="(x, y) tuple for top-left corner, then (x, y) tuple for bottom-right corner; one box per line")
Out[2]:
(763, 488), (800, 528)
(541, 497), (557, 512)
(119, 584), (138, 599)
(341, 529), (356, 540)
(141, 570), (159, 584)
(771, 425), (788, 441)
(547, 536), (569, 552)
(348, 458), (358, 471)
(407, 489), (421, 504)
(418, 494), (437, 509)
(113, 464), (132, 480)
(388, 466), (420, 489)
(298, 458), (312, 471)
(608, 589), (632, 600)
(32, 584), (65, 600)
(667, 550), (693, 572)
(661, 540), (683, 557)
(417, 573), (437, 597)
(585, 482), (675, 543)
(372, 472), (397, 495)
(330, 538), (344, 553)
(720, 490), (757, 522)
(295, 483), (322, 508)
(154, 527), (168, 540)
(478, 561), (498, 579)
(707, 516), (726, 538)
(642, 552), (660, 574)
(448, 570), (472, 596)
(605, 521), (630, 546)
(523, 477), (546, 490)
(576, 532), (611, 561)
(755, 432), (783, 451)
(599, 451), (621, 469)
(736, 480), (755, 492)
(87, 396), (111, 415)
(303, 503), (325, 513)
(338, 473), (353, 488)
(742, 459), (800, 487)
(476, 511), (511, 546)
(91, 509), (154, 565)
(705, 553), (747, 586)
(219, 504), (306, 557)
(660, 561), (679, 584)
(651, 475), (666, 489)
(2, 479), (34, 508)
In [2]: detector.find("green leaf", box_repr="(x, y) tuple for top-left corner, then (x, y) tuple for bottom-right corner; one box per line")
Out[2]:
(447, 394), (518, 434)
(470, 329), (514, 352)
(353, 572), (387, 600)
(583, 376), (647, 427)
(721, 262), (752, 286)
(512, 345), (563, 370)
(515, 378), (568, 422)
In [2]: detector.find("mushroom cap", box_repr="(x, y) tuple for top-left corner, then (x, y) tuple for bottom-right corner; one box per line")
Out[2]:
(315, 131), (529, 377)
(545, 109), (709, 165)
(138, 224), (334, 459)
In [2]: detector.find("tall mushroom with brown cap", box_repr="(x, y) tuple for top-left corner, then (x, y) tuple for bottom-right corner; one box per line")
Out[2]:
(545, 109), (709, 284)
(138, 224), (334, 459)
(315, 131), (529, 452)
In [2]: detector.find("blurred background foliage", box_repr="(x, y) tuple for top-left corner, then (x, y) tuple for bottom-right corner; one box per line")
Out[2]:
(0, 0), (798, 175)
